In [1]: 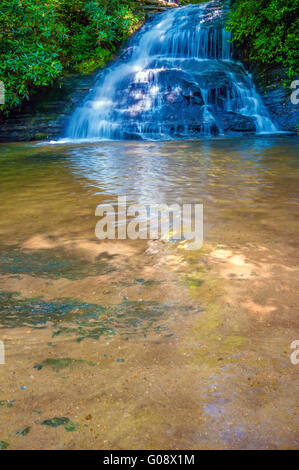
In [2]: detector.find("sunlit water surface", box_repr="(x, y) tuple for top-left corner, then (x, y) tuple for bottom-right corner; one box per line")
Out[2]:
(0, 136), (298, 450)
(0, 136), (298, 245)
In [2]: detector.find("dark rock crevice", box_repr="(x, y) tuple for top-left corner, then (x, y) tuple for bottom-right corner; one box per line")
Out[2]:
(0, 71), (100, 142)
(250, 66), (298, 133)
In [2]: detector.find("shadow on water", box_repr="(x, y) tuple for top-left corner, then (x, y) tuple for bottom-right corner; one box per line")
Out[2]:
(0, 249), (116, 279)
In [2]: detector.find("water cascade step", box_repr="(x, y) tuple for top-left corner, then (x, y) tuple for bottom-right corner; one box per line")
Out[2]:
(65, 0), (277, 140)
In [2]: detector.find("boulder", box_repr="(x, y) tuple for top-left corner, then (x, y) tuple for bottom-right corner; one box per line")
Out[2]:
(215, 111), (256, 133)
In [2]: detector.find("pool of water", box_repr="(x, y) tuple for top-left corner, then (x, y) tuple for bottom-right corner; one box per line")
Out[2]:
(1, 136), (298, 244)
(0, 135), (298, 450)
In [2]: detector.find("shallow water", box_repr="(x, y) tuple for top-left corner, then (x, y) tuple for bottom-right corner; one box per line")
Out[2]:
(1, 136), (298, 243)
(0, 136), (298, 449)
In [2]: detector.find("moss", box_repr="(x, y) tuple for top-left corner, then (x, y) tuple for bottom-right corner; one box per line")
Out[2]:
(0, 400), (13, 408)
(74, 51), (113, 75)
(0, 248), (116, 280)
(34, 133), (49, 141)
(0, 292), (198, 341)
(0, 440), (9, 450)
(16, 427), (30, 437)
(65, 421), (79, 432)
(39, 357), (95, 372)
(41, 417), (70, 427)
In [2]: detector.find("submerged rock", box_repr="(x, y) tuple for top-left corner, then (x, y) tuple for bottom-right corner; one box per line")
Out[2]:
(0, 441), (9, 450)
(215, 112), (256, 133)
(41, 417), (70, 427)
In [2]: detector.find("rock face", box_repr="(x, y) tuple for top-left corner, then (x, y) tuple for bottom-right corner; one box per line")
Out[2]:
(231, 24), (298, 132)
(254, 68), (298, 133)
(0, 71), (100, 142)
(215, 112), (256, 133)
(136, 0), (179, 15)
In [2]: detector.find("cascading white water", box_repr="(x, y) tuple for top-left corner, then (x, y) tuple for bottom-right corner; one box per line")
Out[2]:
(65, 0), (277, 140)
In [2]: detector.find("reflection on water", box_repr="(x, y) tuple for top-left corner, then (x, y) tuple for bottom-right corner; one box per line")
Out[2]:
(0, 136), (298, 245)
(0, 136), (299, 450)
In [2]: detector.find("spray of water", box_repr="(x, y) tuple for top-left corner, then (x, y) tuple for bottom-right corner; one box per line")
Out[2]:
(65, 1), (277, 140)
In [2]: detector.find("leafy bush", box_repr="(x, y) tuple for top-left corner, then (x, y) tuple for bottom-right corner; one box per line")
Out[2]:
(1, 0), (297, 116)
(0, 1), (67, 112)
(0, 0), (143, 115)
(227, 0), (299, 80)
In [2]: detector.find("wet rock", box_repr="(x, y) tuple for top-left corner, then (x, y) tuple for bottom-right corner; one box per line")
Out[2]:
(0, 71), (100, 142)
(257, 70), (299, 133)
(233, 45), (298, 132)
(215, 112), (256, 133)
(196, 71), (233, 91)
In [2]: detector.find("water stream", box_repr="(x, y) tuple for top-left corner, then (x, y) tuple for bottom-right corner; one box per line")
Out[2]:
(66, 1), (277, 140)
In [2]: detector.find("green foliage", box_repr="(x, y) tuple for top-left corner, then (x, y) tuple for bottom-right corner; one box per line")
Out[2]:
(227, 0), (299, 80)
(0, 0), (66, 113)
(0, 0), (144, 115)
(2, 0), (297, 115)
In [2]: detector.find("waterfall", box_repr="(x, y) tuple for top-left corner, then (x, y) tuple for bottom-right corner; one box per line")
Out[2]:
(65, 1), (277, 141)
